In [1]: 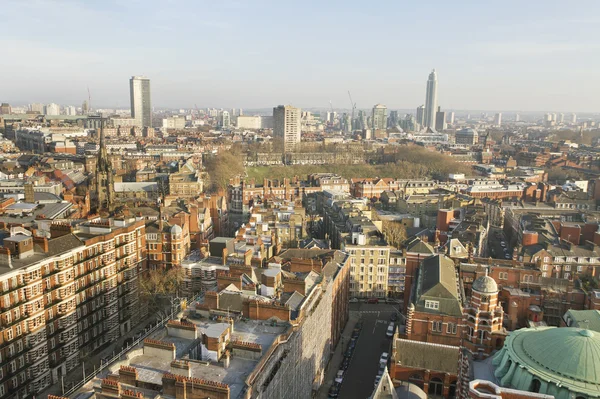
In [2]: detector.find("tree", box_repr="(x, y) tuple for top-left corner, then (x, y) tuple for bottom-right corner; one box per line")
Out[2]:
(204, 146), (245, 193)
(382, 221), (407, 249)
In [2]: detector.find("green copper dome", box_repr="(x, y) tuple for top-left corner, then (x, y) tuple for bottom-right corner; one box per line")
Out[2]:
(492, 327), (600, 399)
(521, 327), (600, 384)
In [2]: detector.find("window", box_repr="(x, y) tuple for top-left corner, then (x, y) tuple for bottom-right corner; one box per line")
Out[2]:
(431, 321), (442, 332)
(481, 295), (489, 303)
(577, 265), (583, 272)
(446, 323), (457, 334)
(425, 300), (440, 310)
(565, 264), (571, 272)
(542, 264), (548, 271)
(564, 273), (571, 280)
(6, 329), (12, 341)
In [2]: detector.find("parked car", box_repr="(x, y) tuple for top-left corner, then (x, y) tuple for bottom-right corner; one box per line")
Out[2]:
(386, 322), (395, 338)
(390, 313), (398, 322)
(500, 241), (506, 247)
(505, 254), (511, 259)
(379, 352), (389, 365)
(355, 321), (363, 330)
(335, 370), (344, 384)
(349, 297), (359, 303)
(352, 329), (360, 339)
(374, 375), (382, 388)
(328, 382), (341, 398)
(348, 338), (357, 350)
(341, 357), (351, 370)
(345, 347), (353, 357)
(367, 298), (379, 304)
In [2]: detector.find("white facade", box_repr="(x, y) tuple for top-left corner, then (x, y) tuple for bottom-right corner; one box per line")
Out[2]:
(46, 103), (61, 115)
(424, 69), (438, 128)
(237, 115), (262, 129)
(162, 116), (186, 130)
(130, 76), (152, 127)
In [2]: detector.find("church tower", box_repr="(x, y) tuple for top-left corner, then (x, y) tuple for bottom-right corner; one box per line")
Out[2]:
(94, 120), (115, 212)
(462, 269), (506, 358)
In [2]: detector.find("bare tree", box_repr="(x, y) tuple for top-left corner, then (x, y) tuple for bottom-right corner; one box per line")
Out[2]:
(382, 221), (407, 249)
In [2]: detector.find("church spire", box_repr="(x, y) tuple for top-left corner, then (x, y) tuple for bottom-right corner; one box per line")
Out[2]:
(94, 118), (115, 212)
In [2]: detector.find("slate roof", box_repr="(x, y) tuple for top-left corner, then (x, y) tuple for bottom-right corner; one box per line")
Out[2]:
(393, 339), (460, 374)
(413, 254), (462, 317)
(563, 309), (600, 332)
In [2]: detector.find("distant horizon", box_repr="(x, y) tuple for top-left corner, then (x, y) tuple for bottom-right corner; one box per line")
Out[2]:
(1, 1), (599, 112)
(3, 103), (594, 117)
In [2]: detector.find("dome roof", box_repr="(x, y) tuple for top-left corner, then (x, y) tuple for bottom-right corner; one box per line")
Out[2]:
(472, 275), (498, 294)
(170, 224), (183, 235)
(521, 327), (600, 384)
(493, 327), (600, 398)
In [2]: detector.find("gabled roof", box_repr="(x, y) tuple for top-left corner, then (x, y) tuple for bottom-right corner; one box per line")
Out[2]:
(405, 238), (435, 255)
(414, 254), (462, 317)
(393, 339), (459, 374)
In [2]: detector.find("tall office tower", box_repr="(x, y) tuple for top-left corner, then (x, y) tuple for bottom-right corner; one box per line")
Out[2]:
(416, 105), (425, 127)
(494, 113), (502, 126)
(29, 103), (44, 113)
(239, 108), (243, 116)
(46, 103), (61, 115)
(572, 113), (577, 124)
(130, 76), (152, 127)
(273, 105), (301, 153)
(448, 111), (455, 125)
(435, 107), (447, 131)
(400, 114), (416, 132)
(558, 113), (564, 124)
(424, 69), (438, 128)
(388, 110), (399, 127)
(232, 108), (237, 117)
(82, 100), (89, 114)
(343, 113), (352, 133)
(551, 113), (557, 122)
(515, 113), (520, 122)
(219, 110), (231, 128)
(372, 104), (387, 130)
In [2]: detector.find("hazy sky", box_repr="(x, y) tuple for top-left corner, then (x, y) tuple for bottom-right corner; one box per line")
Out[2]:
(1, 0), (599, 112)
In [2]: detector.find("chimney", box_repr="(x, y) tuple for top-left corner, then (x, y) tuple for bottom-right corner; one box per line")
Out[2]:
(244, 248), (252, 266)
(33, 236), (49, 253)
(50, 223), (73, 238)
(222, 248), (228, 266)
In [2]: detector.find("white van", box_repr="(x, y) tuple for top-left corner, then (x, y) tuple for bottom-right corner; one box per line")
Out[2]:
(386, 322), (395, 338)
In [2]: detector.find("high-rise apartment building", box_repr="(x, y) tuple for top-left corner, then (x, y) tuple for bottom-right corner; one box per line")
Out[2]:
(435, 106), (447, 131)
(515, 113), (520, 122)
(45, 103), (60, 116)
(0, 219), (146, 398)
(372, 104), (387, 131)
(273, 105), (301, 153)
(219, 111), (231, 129)
(571, 113), (577, 124)
(494, 113), (502, 126)
(424, 69), (438, 128)
(416, 105), (425, 127)
(448, 111), (455, 125)
(388, 110), (399, 128)
(129, 76), (152, 128)
(65, 106), (77, 116)
(29, 103), (44, 114)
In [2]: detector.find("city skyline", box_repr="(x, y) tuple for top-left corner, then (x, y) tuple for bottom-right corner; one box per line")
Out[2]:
(1, 1), (599, 112)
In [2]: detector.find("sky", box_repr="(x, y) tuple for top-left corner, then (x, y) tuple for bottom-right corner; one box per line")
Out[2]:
(1, 0), (599, 113)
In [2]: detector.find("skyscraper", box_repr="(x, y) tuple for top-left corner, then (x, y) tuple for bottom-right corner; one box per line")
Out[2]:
(435, 107), (447, 131)
(130, 76), (152, 128)
(273, 105), (301, 153)
(388, 110), (399, 128)
(219, 110), (231, 129)
(30, 103), (44, 114)
(424, 69), (438, 128)
(494, 113), (502, 126)
(515, 113), (520, 122)
(82, 100), (89, 115)
(571, 113), (577, 124)
(448, 111), (455, 125)
(416, 105), (425, 127)
(372, 104), (387, 130)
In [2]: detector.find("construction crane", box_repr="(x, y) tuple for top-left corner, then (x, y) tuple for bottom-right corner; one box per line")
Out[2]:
(347, 91), (357, 130)
(87, 86), (92, 113)
(194, 104), (201, 119)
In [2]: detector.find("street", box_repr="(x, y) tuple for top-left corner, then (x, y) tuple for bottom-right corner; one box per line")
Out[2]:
(337, 303), (399, 399)
(488, 227), (512, 260)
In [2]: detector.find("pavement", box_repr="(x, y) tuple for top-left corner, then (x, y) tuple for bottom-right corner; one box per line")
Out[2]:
(317, 302), (403, 399)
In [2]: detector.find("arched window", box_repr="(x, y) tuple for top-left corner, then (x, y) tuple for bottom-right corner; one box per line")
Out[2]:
(481, 295), (489, 303)
(530, 378), (541, 393)
(448, 380), (457, 399)
(428, 377), (444, 397)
